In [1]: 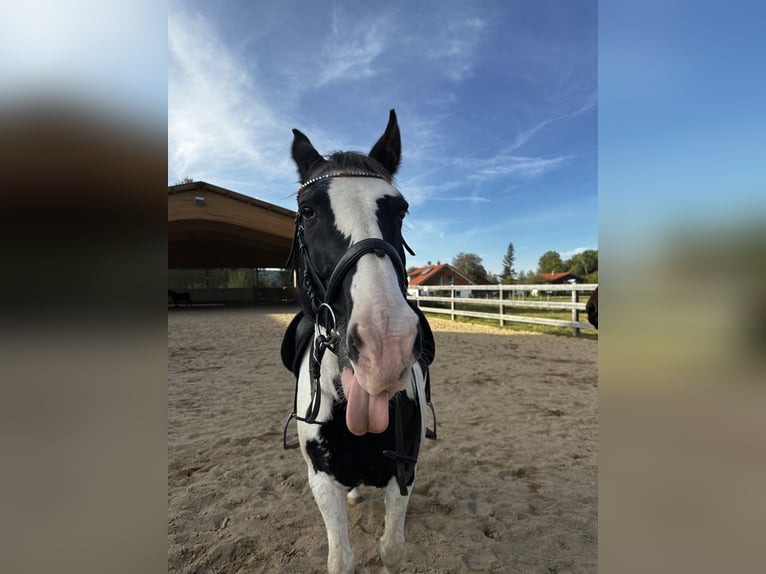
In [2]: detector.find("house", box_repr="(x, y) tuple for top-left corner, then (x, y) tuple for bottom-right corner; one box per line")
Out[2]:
(407, 263), (473, 297)
(538, 272), (582, 284)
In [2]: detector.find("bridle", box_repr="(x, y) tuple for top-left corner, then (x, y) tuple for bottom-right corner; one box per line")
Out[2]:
(286, 171), (424, 495)
(289, 171), (413, 420)
(294, 172), (413, 317)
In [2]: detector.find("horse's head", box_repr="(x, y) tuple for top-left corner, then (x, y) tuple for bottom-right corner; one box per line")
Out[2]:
(291, 110), (419, 436)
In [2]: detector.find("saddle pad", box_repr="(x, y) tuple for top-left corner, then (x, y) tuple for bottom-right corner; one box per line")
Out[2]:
(280, 310), (315, 379)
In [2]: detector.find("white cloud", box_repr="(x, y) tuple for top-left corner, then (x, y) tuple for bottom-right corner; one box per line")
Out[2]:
(168, 7), (293, 192)
(468, 154), (572, 179)
(434, 195), (490, 203)
(317, 12), (386, 86)
(510, 96), (597, 152)
(427, 16), (486, 81)
(561, 246), (593, 257)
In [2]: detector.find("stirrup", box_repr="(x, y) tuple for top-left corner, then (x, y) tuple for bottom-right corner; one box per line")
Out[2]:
(283, 413), (299, 450)
(425, 401), (437, 440)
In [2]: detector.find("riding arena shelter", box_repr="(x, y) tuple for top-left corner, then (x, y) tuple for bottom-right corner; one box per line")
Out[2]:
(168, 181), (296, 304)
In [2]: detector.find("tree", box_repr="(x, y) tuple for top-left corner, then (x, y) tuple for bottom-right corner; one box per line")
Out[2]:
(501, 243), (516, 284)
(537, 250), (564, 274)
(578, 249), (598, 275)
(174, 176), (194, 185)
(564, 249), (598, 277)
(452, 252), (492, 284)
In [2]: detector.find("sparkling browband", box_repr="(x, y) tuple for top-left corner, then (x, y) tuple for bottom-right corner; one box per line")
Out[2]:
(297, 172), (386, 196)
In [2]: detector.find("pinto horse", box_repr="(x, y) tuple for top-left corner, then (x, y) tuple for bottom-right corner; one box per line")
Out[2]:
(281, 110), (435, 574)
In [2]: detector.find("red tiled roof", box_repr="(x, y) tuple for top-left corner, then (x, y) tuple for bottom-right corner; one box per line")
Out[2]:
(539, 272), (571, 281)
(407, 263), (474, 286)
(407, 264), (448, 286)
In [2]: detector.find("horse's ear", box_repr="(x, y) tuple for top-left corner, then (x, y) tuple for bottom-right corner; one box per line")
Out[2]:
(292, 129), (325, 182)
(369, 109), (401, 176)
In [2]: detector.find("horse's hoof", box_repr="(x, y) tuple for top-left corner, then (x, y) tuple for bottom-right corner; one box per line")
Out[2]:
(379, 537), (404, 573)
(347, 488), (364, 506)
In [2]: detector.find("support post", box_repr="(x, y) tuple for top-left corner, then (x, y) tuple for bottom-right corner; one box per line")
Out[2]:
(572, 286), (580, 336)
(450, 286), (455, 321)
(499, 284), (504, 327)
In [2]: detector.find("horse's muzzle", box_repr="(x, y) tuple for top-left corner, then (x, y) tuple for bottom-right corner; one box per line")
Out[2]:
(342, 304), (418, 435)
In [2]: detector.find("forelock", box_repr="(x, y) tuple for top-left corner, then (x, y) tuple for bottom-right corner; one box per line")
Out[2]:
(321, 151), (394, 182)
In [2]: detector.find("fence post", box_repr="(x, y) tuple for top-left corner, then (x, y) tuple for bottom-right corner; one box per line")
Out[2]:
(572, 286), (580, 337)
(450, 285), (455, 321)
(499, 284), (504, 327)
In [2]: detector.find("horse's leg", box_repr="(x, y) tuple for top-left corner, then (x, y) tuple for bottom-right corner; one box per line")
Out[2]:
(379, 475), (412, 573)
(308, 470), (354, 574)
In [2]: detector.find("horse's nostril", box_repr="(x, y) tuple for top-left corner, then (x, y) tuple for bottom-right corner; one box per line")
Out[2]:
(348, 324), (364, 353)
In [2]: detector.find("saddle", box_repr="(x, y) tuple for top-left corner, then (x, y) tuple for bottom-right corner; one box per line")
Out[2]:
(280, 301), (436, 431)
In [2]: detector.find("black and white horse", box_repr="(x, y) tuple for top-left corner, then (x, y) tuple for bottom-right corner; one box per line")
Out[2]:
(281, 110), (435, 574)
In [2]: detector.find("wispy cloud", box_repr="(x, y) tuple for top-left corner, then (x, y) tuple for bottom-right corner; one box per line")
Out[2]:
(168, 7), (293, 192)
(511, 96), (597, 152)
(317, 11), (386, 86)
(473, 154), (571, 178)
(427, 16), (486, 81)
(433, 195), (490, 203)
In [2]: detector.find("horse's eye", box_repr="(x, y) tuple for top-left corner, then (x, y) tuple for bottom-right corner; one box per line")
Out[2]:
(300, 205), (316, 219)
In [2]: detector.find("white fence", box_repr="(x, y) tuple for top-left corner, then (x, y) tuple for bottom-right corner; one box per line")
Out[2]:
(409, 283), (597, 336)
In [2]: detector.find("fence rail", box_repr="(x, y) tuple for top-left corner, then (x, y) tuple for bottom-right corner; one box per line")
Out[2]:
(409, 283), (597, 336)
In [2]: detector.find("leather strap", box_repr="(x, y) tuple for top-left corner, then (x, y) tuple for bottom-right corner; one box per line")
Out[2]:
(324, 238), (407, 306)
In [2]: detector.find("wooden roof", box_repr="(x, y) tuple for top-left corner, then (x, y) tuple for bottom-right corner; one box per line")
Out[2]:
(168, 181), (296, 269)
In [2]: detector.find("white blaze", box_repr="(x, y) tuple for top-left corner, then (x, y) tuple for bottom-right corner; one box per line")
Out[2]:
(328, 178), (418, 435)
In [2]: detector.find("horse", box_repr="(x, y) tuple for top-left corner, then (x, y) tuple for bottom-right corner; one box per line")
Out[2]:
(168, 289), (191, 307)
(586, 287), (598, 328)
(280, 109), (435, 574)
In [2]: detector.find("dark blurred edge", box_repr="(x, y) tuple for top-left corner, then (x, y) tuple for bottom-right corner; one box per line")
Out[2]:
(0, 74), (167, 574)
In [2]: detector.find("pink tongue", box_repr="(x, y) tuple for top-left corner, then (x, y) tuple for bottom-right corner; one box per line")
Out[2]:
(341, 369), (391, 436)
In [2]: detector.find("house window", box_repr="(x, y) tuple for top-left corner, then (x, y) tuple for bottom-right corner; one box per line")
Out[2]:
(448, 275), (454, 284)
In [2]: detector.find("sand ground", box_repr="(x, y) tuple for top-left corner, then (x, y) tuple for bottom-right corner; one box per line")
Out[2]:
(168, 306), (597, 573)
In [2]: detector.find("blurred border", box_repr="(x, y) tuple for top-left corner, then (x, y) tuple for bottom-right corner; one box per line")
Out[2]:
(2, 2), (764, 573)
(600, 1), (766, 572)
(1, 3), (167, 574)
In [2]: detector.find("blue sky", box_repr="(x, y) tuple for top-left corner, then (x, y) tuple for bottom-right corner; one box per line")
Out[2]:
(168, 0), (597, 275)
(599, 0), (766, 260)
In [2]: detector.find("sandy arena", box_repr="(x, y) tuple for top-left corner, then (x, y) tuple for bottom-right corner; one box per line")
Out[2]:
(168, 306), (597, 573)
